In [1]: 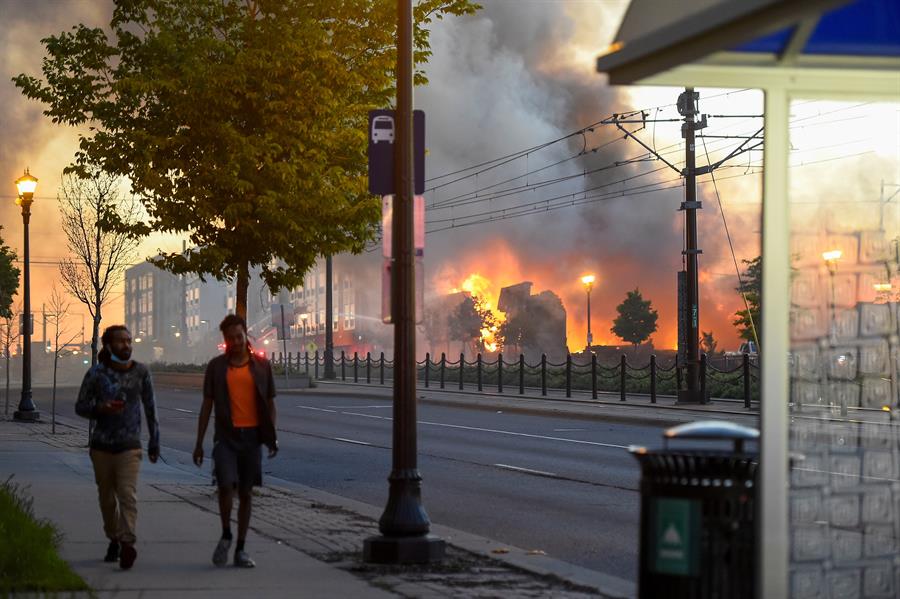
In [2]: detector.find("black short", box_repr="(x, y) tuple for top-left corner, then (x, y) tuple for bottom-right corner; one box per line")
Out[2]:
(212, 428), (262, 493)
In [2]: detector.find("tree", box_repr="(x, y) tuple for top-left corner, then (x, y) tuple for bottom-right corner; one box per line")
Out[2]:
(447, 296), (483, 355)
(14, 0), (479, 319)
(58, 170), (140, 366)
(0, 226), (20, 320)
(1, 313), (16, 417)
(46, 287), (80, 434)
(733, 256), (761, 346)
(500, 310), (535, 355)
(701, 330), (719, 355)
(611, 288), (658, 350)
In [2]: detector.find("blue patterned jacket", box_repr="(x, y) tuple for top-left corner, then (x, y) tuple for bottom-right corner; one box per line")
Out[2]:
(75, 361), (160, 453)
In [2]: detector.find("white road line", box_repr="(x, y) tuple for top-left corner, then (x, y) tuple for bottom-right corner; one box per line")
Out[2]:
(309, 408), (629, 450)
(333, 437), (371, 446)
(296, 406), (338, 413)
(553, 428), (586, 432)
(341, 412), (390, 420)
(794, 466), (900, 484)
(326, 404), (392, 409)
(495, 463), (558, 477)
(418, 420), (630, 450)
(174, 408), (194, 414)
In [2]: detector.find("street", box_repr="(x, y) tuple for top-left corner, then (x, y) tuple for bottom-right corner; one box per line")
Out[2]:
(34, 384), (669, 580)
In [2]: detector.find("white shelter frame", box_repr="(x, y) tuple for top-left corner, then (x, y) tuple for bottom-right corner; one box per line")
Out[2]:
(633, 61), (900, 599)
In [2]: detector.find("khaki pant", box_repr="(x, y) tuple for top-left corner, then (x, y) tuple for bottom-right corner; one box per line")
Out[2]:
(89, 448), (142, 545)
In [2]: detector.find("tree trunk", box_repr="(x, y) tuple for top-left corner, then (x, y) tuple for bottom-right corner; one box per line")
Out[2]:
(4, 351), (9, 416)
(235, 262), (249, 320)
(52, 352), (58, 434)
(91, 315), (101, 366)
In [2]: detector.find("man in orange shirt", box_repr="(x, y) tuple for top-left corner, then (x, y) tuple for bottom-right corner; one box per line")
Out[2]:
(193, 314), (278, 567)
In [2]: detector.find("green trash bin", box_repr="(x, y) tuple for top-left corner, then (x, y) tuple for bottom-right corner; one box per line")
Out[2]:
(630, 421), (759, 599)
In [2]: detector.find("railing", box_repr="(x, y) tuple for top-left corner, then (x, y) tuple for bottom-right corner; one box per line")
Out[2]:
(269, 350), (761, 406)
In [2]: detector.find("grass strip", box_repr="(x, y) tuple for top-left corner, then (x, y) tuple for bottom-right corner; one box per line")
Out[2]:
(0, 476), (90, 594)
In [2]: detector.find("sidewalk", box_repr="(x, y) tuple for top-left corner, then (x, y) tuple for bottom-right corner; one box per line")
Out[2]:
(0, 415), (635, 598)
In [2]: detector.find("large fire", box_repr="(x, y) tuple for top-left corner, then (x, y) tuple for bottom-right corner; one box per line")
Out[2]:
(432, 238), (746, 355)
(450, 273), (504, 352)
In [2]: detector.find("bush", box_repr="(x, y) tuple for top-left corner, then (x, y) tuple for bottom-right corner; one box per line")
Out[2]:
(0, 477), (89, 594)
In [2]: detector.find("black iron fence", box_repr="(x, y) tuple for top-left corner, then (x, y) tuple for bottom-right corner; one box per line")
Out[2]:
(270, 350), (760, 407)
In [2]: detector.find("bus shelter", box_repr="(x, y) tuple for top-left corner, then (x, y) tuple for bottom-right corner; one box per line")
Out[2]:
(597, 1), (900, 597)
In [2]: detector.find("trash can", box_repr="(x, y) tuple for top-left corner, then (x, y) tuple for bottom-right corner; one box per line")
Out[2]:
(630, 421), (759, 599)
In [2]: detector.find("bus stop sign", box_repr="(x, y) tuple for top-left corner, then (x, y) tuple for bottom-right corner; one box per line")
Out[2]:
(368, 109), (425, 195)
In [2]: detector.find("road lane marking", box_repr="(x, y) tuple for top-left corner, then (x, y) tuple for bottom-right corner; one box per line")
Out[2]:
(794, 466), (900, 484)
(296, 406), (337, 413)
(326, 404), (392, 409)
(341, 412), (390, 419)
(174, 408), (194, 414)
(300, 408), (629, 450)
(554, 428), (585, 432)
(495, 463), (558, 477)
(418, 420), (631, 450)
(333, 437), (371, 446)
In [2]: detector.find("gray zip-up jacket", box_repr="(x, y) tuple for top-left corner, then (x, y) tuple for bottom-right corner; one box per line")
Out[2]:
(75, 361), (160, 454)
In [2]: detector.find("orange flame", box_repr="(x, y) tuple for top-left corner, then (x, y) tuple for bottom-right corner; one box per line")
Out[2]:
(458, 273), (504, 352)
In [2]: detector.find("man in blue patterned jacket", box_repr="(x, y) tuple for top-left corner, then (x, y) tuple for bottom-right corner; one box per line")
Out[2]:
(76, 324), (159, 570)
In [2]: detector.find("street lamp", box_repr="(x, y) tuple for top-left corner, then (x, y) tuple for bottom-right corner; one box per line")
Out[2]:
(822, 249), (845, 415)
(13, 169), (39, 421)
(581, 274), (595, 350)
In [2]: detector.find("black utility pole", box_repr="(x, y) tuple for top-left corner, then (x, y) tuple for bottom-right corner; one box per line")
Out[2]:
(678, 88), (704, 404)
(365, 0), (444, 564)
(323, 254), (335, 379)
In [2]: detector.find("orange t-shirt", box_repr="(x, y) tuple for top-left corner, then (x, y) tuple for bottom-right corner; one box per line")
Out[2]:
(226, 363), (259, 428)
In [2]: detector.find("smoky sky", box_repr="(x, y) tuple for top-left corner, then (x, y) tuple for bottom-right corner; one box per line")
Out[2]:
(0, 1), (761, 350)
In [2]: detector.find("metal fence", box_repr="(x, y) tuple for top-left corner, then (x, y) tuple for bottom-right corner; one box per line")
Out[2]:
(270, 350), (760, 407)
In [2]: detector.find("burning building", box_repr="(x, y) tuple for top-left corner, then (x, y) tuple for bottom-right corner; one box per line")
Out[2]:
(498, 282), (567, 363)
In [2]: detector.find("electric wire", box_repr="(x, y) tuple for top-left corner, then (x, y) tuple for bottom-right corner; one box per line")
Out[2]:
(700, 135), (760, 349)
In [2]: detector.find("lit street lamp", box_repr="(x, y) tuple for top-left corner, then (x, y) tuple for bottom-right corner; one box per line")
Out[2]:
(581, 274), (595, 350)
(13, 169), (39, 421)
(822, 249), (845, 415)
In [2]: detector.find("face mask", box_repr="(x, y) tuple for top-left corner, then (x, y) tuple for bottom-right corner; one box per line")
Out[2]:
(110, 352), (130, 364)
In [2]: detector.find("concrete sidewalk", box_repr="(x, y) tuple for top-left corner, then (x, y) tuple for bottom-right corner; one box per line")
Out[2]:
(0, 415), (635, 598)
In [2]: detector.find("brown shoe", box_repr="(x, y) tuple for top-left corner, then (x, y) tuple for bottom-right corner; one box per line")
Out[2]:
(119, 543), (137, 569)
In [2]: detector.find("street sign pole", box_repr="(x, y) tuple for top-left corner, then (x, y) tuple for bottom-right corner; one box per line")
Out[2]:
(280, 304), (289, 382)
(365, 0), (444, 564)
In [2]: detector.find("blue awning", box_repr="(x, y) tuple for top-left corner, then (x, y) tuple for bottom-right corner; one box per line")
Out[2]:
(596, 0), (900, 84)
(734, 0), (900, 56)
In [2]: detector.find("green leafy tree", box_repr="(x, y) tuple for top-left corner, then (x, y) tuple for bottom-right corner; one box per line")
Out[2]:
(14, 0), (479, 318)
(733, 256), (761, 346)
(0, 227), (19, 320)
(611, 288), (658, 349)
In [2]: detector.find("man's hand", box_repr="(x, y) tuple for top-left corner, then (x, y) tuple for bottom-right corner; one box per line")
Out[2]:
(192, 444), (204, 467)
(96, 400), (125, 416)
(267, 440), (278, 459)
(148, 447), (159, 464)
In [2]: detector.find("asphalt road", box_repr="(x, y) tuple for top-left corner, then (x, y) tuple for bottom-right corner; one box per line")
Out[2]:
(26, 385), (680, 581)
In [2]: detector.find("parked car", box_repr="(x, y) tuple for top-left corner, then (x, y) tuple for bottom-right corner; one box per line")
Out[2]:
(725, 341), (758, 357)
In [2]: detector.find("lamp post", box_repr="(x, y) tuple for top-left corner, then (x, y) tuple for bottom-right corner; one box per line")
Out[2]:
(364, 0), (443, 564)
(13, 169), (39, 422)
(822, 249), (842, 341)
(581, 275), (595, 351)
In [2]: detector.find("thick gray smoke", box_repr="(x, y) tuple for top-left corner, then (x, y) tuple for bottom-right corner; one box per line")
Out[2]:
(411, 2), (761, 350)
